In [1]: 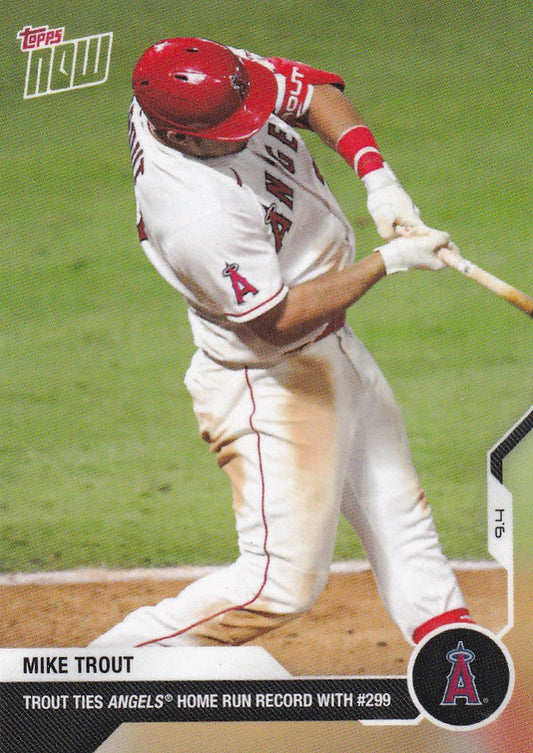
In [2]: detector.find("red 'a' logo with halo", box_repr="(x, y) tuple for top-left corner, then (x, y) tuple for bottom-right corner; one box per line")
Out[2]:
(223, 262), (258, 305)
(440, 641), (482, 706)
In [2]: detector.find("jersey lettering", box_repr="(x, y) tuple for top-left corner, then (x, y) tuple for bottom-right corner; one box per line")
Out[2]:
(128, 104), (145, 182)
(137, 215), (148, 242)
(265, 172), (294, 209)
(313, 159), (326, 185)
(265, 203), (292, 253)
(264, 145), (295, 175)
(223, 262), (259, 305)
(267, 122), (298, 152)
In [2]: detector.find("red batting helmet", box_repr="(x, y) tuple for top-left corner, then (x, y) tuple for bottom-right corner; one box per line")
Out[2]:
(132, 37), (278, 141)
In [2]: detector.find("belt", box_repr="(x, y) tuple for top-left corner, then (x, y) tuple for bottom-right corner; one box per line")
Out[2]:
(285, 312), (346, 357)
(313, 312), (346, 343)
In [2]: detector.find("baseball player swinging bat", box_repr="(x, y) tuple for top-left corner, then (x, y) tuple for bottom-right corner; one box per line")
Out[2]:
(92, 37), (509, 650)
(436, 246), (533, 318)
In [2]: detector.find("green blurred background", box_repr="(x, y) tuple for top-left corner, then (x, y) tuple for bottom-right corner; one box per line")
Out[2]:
(1, 0), (531, 571)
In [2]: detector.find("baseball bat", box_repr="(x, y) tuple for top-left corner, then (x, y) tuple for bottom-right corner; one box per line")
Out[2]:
(437, 246), (533, 318)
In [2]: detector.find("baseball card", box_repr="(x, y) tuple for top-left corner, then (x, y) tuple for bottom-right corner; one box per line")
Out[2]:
(1, 1), (531, 751)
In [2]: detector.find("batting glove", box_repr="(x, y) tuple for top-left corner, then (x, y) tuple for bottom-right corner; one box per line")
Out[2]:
(376, 229), (450, 275)
(363, 164), (429, 240)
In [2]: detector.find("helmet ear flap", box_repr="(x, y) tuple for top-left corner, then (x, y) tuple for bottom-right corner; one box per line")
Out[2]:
(132, 37), (277, 141)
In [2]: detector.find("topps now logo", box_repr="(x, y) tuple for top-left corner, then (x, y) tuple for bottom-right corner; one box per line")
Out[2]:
(17, 25), (113, 99)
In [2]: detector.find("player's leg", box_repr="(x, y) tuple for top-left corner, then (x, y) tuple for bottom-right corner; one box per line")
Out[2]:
(336, 328), (472, 644)
(90, 348), (343, 647)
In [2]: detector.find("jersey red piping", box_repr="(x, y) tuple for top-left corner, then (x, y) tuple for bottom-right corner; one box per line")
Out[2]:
(225, 284), (287, 319)
(135, 367), (271, 647)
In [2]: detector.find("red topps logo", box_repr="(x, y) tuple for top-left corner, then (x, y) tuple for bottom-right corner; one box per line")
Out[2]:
(17, 25), (65, 51)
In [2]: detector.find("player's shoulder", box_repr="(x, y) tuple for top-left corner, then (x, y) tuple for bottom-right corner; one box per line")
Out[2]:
(170, 160), (263, 226)
(250, 113), (309, 162)
(138, 158), (266, 257)
(258, 112), (305, 142)
(131, 110), (256, 209)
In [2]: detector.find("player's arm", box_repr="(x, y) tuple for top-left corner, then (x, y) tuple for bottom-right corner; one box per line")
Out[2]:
(249, 253), (385, 345)
(261, 52), (431, 240)
(248, 231), (450, 346)
(306, 84), (429, 240)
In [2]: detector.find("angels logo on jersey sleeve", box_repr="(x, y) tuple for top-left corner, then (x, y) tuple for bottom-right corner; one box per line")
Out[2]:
(223, 262), (259, 304)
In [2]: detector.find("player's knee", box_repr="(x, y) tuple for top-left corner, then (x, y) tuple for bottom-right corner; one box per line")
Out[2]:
(291, 577), (326, 613)
(264, 566), (328, 616)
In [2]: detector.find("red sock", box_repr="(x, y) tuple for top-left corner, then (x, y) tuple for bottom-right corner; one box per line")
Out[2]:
(413, 608), (475, 644)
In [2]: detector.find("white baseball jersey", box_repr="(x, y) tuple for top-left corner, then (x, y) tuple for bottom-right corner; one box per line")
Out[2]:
(91, 56), (470, 650)
(128, 98), (355, 365)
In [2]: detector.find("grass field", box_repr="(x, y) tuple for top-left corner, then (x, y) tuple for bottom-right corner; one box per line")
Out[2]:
(1, 0), (531, 571)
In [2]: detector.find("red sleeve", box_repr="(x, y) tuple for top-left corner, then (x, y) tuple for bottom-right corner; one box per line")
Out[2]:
(267, 57), (345, 89)
(266, 56), (345, 128)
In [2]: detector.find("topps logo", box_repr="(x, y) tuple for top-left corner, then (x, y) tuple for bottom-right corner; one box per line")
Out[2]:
(17, 25), (113, 99)
(18, 25), (65, 51)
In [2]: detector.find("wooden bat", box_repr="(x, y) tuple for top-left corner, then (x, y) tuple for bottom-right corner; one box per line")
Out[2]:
(437, 246), (533, 318)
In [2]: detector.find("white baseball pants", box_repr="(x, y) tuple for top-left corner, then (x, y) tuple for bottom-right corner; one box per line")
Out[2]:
(91, 325), (465, 648)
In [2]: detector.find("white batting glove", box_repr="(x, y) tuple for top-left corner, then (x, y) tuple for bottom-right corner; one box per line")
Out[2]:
(376, 229), (450, 275)
(363, 164), (429, 240)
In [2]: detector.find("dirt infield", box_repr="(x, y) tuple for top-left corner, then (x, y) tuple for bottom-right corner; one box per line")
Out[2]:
(0, 568), (506, 675)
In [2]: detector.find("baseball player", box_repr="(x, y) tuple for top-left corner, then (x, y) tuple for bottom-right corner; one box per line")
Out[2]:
(91, 38), (474, 650)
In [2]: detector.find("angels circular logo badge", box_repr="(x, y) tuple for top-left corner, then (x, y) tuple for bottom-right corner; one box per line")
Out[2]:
(407, 625), (514, 730)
